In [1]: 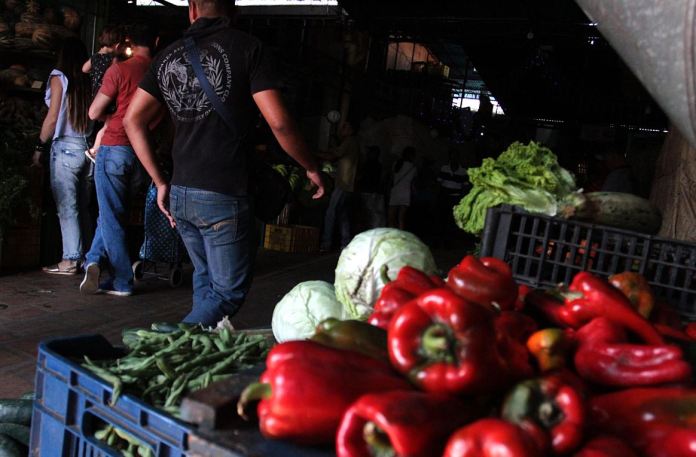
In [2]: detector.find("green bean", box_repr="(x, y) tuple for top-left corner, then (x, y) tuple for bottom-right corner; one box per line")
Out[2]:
(106, 428), (117, 446)
(155, 357), (176, 380)
(142, 378), (169, 400)
(197, 335), (214, 355)
(83, 362), (124, 405)
(165, 373), (191, 407)
(136, 329), (174, 341)
(219, 327), (233, 347)
(94, 425), (113, 441)
(173, 348), (238, 374)
(212, 337), (227, 352)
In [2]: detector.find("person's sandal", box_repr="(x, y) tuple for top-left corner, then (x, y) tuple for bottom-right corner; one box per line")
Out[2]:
(43, 261), (79, 275)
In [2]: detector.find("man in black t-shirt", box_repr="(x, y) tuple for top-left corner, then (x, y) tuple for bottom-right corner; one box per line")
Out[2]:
(124, 0), (324, 326)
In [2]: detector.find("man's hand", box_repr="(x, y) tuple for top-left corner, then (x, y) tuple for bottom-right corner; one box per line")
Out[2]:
(156, 183), (176, 228)
(306, 170), (325, 199)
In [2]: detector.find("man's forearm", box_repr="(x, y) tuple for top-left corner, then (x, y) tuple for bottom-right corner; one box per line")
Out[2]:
(252, 89), (320, 172)
(272, 127), (319, 172)
(124, 89), (167, 186)
(126, 123), (166, 187)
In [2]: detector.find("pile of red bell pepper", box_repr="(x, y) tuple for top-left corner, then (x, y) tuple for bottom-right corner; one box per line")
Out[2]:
(239, 256), (696, 457)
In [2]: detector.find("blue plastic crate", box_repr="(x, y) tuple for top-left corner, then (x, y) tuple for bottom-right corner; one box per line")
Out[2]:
(30, 335), (193, 457)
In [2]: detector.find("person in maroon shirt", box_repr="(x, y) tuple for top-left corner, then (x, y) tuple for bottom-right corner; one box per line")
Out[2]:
(80, 25), (157, 297)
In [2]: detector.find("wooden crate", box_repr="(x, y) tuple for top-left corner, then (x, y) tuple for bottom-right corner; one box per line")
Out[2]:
(263, 224), (319, 253)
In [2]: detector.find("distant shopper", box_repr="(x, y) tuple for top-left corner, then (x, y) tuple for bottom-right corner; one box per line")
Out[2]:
(82, 25), (124, 98)
(601, 150), (636, 194)
(82, 25), (125, 163)
(320, 119), (360, 251)
(80, 25), (156, 297)
(410, 157), (439, 244)
(388, 146), (417, 230)
(34, 37), (94, 276)
(473, 93), (493, 137)
(437, 149), (469, 243)
(356, 145), (386, 229)
(124, 0), (324, 326)
(438, 149), (468, 198)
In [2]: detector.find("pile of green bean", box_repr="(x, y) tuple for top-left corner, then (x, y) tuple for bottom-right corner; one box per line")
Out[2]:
(82, 323), (272, 415)
(94, 425), (153, 457)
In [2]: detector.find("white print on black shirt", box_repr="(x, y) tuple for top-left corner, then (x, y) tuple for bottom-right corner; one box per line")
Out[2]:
(158, 41), (232, 122)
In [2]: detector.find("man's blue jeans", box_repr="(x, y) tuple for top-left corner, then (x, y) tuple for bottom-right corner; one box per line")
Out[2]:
(170, 185), (255, 326)
(49, 136), (93, 261)
(86, 145), (143, 293)
(320, 187), (352, 250)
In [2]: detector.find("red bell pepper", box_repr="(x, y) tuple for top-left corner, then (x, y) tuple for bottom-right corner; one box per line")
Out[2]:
(237, 341), (412, 445)
(388, 288), (531, 394)
(608, 271), (655, 318)
(495, 312), (537, 380)
(687, 322), (696, 340)
(527, 272), (663, 344)
(652, 301), (684, 330)
(655, 323), (693, 343)
(367, 266), (444, 329)
(573, 436), (639, 457)
(526, 328), (572, 372)
(446, 256), (518, 310)
(502, 372), (586, 455)
(443, 418), (542, 457)
(497, 311), (539, 344)
(590, 388), (696, 457)
(336, 390), (477, 457)
(574, 318), (692, 387)
(515, 284), (533, 311)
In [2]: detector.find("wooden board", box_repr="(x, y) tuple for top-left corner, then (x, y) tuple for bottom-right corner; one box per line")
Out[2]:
(181, 337), (334, 457)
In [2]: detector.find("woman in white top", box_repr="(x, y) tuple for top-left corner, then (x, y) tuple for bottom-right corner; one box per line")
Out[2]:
(33, 37), (94, 275)
(388, 146), (417, 230)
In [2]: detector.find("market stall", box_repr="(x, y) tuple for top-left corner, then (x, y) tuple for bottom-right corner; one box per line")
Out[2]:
(5, 0), (696, 455)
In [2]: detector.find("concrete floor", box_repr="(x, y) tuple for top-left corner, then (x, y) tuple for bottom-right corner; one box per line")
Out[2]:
(0, 247), (465, 397)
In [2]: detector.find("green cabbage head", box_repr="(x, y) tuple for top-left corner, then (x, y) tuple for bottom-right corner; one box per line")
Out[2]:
(271, 281), (345, 343)
(334, 228), (438, 319)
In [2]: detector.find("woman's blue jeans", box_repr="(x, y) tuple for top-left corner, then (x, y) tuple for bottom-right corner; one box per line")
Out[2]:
(49, 136), (93, 261)
(85, 145), (144, 293)
(170, 185), (255, 326)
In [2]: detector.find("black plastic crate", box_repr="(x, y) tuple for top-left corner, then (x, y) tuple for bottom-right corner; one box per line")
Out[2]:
(480, 205), (696, 320)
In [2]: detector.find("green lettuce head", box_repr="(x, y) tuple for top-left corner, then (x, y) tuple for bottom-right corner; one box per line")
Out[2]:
(271, 281), (345, 343)
(334, 228), (438, 319)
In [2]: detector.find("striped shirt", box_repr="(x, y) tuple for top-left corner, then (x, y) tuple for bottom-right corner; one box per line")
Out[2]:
(437, 164), (468, 195)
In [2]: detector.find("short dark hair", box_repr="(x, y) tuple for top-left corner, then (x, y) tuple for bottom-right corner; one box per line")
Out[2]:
(126, 24), (156, 49)
(99, 25), (123, 47)
(189, 0), (236, 15)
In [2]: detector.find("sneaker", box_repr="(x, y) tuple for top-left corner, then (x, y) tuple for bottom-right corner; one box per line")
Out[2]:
(103, 288), (133, 297)
(98, 279), (133, 297)
(43, 260), (79, 275)
(79, 262), (101, 294)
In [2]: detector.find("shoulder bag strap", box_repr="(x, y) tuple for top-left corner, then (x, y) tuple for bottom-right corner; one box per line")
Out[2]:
(183, 36), (238, 138)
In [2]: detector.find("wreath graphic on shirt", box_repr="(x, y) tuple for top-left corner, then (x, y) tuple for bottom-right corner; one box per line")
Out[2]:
(159, 44), (229, 122)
